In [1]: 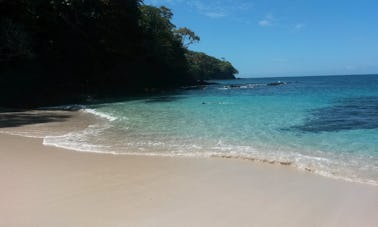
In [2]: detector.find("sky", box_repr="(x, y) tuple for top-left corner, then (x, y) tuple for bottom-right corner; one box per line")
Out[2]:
(144, 0), (378, 77)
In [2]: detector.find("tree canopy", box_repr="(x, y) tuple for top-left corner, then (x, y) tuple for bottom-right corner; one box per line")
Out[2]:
(0, 0), (238, 107)
(186, 51), (238, 80)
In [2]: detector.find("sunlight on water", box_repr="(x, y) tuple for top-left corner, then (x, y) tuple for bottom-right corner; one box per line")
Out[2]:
(43, 75), (378, 184)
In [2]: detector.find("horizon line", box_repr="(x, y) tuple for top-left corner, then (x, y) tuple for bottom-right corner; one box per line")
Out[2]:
(239, 73), (378, 79)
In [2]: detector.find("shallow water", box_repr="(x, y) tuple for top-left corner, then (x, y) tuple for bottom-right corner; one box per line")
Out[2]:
(43, 75), (378, 184)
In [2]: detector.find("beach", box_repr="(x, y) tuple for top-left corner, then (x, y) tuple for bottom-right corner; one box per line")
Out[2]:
(1, 110), (378, 227)
(2, 0), (378, 225)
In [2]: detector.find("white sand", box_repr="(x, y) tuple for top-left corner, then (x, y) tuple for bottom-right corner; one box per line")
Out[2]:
(1, 133), (378, 227)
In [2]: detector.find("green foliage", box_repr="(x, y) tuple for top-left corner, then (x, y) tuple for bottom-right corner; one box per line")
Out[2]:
(174, 27), (200, 47)
(0, 19), (34, 62)
(138, 5), (191, 86)
(1, 0), (142, 84)
(0, 0), (238, 107)
(1, 0), (145, 106)
(186, 51), (238, 80)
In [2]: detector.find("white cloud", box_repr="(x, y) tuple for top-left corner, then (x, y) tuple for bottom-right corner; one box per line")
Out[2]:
(294, 23), (305, 30)
(258, 20), (271, 27)
(258, 14), (274, 27)
(145, 0), (252, 19)
(145, 0), (176, 5)
(204, 12), (228, 19)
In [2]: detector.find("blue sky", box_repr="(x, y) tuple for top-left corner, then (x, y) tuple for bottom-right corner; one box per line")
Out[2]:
(144, 0), (378, 77)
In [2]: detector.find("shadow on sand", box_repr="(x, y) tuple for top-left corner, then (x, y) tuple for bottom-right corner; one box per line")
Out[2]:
(0, 110), (72, 128)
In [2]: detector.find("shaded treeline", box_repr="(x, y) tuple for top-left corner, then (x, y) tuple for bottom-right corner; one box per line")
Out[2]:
(0, 0), (237, 107)
(186, 51), (238, 80)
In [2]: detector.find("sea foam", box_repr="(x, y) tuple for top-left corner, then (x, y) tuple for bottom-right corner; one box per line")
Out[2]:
(82, 109), (118, 122)
(13, 75), (378, 186)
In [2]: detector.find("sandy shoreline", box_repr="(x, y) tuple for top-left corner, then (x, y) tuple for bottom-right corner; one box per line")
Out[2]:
(1, 133), (378, 227)
(1, 110), (378, 226)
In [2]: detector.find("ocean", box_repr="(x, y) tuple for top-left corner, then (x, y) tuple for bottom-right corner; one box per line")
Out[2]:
(44, 75), (378, 184)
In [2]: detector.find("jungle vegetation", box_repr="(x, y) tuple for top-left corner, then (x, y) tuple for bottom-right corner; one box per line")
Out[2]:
(0, 0), (238, 107)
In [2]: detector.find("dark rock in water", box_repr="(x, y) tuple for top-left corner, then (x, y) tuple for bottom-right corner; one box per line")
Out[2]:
(267, 81), (286, 86)
(196, 80), (218, 85)
(182, 85), (208, 90)
(182, 80), (217, 89)
(222, 84), (258, 89)
(291, 96), (378, 132)
(230, 84), (241, 88)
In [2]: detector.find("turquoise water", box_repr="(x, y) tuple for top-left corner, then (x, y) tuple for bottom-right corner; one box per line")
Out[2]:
(45, 75), (378, 184)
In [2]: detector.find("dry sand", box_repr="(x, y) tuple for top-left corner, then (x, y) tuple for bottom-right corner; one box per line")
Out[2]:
(0, 110), (378, 227)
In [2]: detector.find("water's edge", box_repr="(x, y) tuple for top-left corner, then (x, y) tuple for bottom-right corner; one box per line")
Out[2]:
(33, 107), (377, 186)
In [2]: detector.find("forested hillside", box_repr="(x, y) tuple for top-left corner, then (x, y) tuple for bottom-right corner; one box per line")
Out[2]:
(0, 0), (238, 107)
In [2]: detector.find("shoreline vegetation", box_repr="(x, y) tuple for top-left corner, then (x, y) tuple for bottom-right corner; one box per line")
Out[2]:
(0, 0), (238, 108)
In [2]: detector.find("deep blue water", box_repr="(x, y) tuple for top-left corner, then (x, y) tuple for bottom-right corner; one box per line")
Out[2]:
(45, 75), (378, 184)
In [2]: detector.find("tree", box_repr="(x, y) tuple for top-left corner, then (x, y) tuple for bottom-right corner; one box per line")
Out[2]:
(0, 1), (238, 107)
(186, 51), (238, 80)
(174, 27), (200, 47)
(138, 5), (193, 86)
